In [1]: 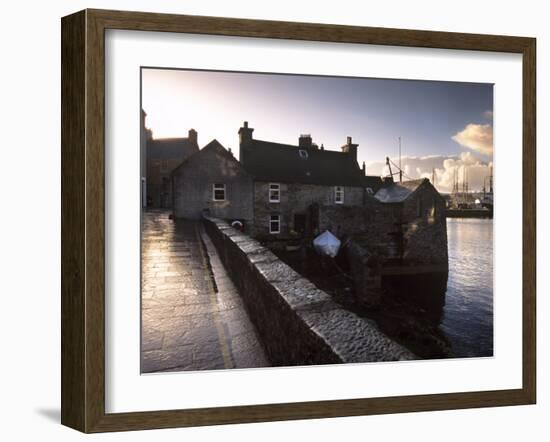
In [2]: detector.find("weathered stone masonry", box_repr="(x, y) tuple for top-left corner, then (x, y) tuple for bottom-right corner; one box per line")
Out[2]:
(252, 182), (364, 238)
(203, 216), (415, 366)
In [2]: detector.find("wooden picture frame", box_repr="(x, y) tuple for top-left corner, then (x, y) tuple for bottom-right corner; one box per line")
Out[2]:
(61, 9), (536, 433)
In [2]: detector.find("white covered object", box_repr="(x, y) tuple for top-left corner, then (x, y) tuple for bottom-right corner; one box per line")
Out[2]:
(313, 230), (341, 258)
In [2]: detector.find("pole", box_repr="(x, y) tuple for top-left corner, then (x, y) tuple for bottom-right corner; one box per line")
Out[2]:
(398, 136), (403, 183)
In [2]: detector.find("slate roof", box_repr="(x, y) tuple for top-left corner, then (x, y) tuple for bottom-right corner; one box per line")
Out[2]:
(147, 137), (199, 160)
(171, 139), (244, 176)
(374, 178), (427, 203)
(241, 139), (367, 187)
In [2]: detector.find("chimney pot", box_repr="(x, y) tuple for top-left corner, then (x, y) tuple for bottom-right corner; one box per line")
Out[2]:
(341, 136), (358, 158)
(188, 128), (198, 145)
(239, 121), (254, 147)
(299, 134), (313, 149)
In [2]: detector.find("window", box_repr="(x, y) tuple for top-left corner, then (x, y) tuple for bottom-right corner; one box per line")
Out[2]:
(161, 159), (168, 171)
(213, 183), (226, 201)
(269, 183), (280, 203)
(334, 186), (344, 204)
(298, 149), (309, 160)
(269, 214), (281, 234)
(366, 187), (374, 195)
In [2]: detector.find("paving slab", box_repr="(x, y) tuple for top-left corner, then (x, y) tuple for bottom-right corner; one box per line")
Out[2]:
(141, 210), (269, 373)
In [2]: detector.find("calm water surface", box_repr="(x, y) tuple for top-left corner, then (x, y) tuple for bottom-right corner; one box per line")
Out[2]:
(442, 218), (493, 358)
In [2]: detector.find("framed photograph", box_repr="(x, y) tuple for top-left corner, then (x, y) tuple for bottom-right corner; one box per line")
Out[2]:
(61, 9), (536, 433)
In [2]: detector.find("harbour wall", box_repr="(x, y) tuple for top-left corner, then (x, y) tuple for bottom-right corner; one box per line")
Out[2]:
(203, 216), (415, 366)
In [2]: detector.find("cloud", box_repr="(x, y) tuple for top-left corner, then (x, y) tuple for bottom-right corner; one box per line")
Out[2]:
(452, 123), (493, 156)
(483, 110), (493, 120)
(366, 152), (492, 193)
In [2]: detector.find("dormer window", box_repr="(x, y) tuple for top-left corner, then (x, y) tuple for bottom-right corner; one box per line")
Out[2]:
(298, 149), (308, 160)
(269, 183), (280, 203)
(335, 186), (344, 204)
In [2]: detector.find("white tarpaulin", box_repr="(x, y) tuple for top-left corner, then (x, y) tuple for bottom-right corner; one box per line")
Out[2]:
(313, 230), (341, 258)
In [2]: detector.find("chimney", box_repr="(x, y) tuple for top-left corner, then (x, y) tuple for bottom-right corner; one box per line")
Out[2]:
(341, 136), (358, 161)
(238, 121), (254, 146)
(362, 161), (366, 175)
(299, 134), (313, 149)
(188, 128), (198, 146)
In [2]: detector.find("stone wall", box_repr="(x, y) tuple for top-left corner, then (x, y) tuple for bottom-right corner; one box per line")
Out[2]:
(203, 216), (415, 366)
(401, 184), (448, 265)
(345, 240), (383, 308)
(316, 182), (448, 265)
(252, 182), (364, 239)
(317, 201), (402, 257)
(315, 184), (448, 307)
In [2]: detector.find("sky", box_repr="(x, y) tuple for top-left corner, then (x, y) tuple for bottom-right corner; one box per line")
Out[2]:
(142, 68), (494, 193)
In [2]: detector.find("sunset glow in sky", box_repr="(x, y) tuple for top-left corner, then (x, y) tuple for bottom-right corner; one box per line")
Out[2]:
(142, 68), (494, 192)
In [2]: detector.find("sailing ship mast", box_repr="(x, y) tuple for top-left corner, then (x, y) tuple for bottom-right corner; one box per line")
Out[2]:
(399, 136), (403, 183)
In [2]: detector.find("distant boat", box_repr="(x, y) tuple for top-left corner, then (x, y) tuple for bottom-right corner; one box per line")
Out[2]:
(313, 231), (341, 258)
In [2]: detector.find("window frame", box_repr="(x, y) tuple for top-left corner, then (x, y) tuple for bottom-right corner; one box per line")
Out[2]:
(334, 186), (345, 204)
(269, 214), (281, 234)
(269, 183), (281, 203)
(212, 183), (226, 201)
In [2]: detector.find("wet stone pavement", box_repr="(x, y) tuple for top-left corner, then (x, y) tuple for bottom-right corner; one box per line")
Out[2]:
(141, 210), (269, 373)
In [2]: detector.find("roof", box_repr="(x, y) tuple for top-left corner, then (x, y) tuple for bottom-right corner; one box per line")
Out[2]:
(374, 178), (427, 203)
(241, 139), (367, 186)
(147, 137), (199, 160)
(171, 139), (244, 176)
(363, 175), (384, 193)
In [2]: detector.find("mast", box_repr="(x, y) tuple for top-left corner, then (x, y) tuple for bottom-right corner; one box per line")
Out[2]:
(398, 136), (403, 183)
(386, 157), (394, 180)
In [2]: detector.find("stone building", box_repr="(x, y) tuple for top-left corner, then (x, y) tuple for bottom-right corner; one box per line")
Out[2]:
(171, 139), (254, 223)
(338, 178), (448, 307)
(373, 178), (448, 264)
(238, 122), (383, 239)
(142, 112), (199, 208)
(168, 121), (448, 308)
(313, 178), (447, 263)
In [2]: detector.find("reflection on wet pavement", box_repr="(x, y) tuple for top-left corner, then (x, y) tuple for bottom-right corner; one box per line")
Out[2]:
(141, 210), (269, 373)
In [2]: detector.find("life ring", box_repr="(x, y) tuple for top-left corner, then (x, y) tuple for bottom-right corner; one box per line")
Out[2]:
(231, 220), (243, 230)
